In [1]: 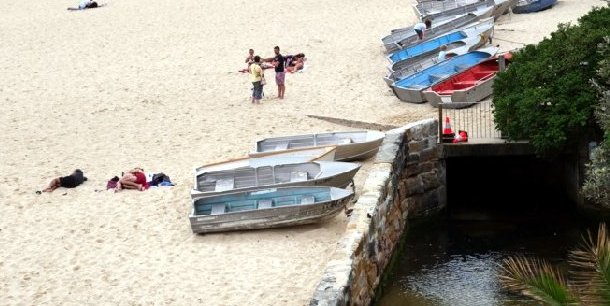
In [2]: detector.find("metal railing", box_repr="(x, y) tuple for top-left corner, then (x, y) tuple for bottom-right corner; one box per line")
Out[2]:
(437, 100), (503, 143)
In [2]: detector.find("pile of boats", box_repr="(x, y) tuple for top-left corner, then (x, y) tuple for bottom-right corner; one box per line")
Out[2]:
(381, 0), (553, 107)
(188, 130), (386, 234)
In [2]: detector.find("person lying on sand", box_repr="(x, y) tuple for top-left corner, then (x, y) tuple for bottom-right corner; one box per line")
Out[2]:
(41, 169), (88, 193)
(115, 167), (149, 192)
(285, 53), (306, 73)
(79, 0), (99, 9)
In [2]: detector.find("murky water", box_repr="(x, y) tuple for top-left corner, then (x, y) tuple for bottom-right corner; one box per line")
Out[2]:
(376, 196), (598, 306)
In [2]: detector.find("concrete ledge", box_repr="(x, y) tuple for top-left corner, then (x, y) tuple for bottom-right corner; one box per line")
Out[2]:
(440, 141), (534, 157)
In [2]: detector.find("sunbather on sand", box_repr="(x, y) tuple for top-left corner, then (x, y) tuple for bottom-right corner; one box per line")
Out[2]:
(115, 167), (149, 192)
(285, 53), (306, 73)
(79, 0), (98, 9)
(42, 169), (87, 193)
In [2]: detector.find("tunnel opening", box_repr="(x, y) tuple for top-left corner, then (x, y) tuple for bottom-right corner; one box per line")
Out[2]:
(445, 155), (575, 215)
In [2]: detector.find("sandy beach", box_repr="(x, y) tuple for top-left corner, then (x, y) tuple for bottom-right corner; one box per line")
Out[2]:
(0, 0), (604, 304)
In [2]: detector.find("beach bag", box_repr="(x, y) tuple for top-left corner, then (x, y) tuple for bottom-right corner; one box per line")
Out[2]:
(150, 172), (173, 186)
(106, 176), (119, 190)
(261, 76), (267, 86)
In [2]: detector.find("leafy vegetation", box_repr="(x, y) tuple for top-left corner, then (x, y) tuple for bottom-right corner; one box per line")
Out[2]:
(498, 223), (610, 305)
(493, 3), (610, 156)
(582, 37), (610, 207)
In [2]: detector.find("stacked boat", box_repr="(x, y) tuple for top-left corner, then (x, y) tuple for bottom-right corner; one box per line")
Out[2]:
(189, 130), (386, 234)
(381, 0), (528, 107)
(384, 17), (495, 87)
(512, 0), (557, 14)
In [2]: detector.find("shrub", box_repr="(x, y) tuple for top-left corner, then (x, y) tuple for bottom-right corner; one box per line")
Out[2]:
(493, 4), (610, 156)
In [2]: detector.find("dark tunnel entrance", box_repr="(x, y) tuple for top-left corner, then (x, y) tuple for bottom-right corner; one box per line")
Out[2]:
(445, 155), (575, 214)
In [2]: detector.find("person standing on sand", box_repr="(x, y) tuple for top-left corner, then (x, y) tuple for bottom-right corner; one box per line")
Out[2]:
(250, 55), (264, 104)
(270, 46), (285, 99)
(414, 19), (432, 40)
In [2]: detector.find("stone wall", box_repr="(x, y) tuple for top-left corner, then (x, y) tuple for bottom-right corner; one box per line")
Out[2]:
(310, 119), (446, 306)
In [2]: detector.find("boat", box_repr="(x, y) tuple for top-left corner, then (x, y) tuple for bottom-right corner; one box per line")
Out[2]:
(189, 186), (354, 233)
(391, 46), (499, 103)
(191, 160), (361, 199)
(512, 0), (557, 14)
(191, 146), (339, 199)
(383, 18), (495, 88)
(250, 130), (386, 161)
(381, 8), (493, 54)
(195, 146), (337, 174)
(387, 17), (495, 73)
(413, 0), (511, 21)
(422, 52), (512, 108)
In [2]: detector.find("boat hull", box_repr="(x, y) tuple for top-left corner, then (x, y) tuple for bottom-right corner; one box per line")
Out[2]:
(189, 187), (354, 233)
(190, 162), (361, 199)
(512, 0), (557, 13)
(413, 0), (495, 21)
(388, 17), (495, 73)
(423, 52), (511, 108)
(382, 9), (491, 54)
(251, 130), (385, 161)
(424, 76), (495, 108)
(392, 46), (498, 103)
(385, 18), (495, 89)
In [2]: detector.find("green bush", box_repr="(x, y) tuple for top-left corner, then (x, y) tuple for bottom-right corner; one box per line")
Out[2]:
(582, 37), (610, 207)
(493, 4), (610, 156)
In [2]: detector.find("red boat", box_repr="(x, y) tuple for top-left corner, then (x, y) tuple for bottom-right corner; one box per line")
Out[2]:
(423, 52), (512, 108)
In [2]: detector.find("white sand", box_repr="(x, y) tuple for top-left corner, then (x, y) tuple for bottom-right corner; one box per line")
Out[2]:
(0, 0), (604, 304)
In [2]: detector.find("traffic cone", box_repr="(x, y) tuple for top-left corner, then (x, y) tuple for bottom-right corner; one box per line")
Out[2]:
(443, 116), (454, 134)
(442, 116), (455, 143)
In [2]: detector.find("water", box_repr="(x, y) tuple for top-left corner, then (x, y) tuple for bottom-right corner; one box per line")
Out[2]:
(376, 198), (599, 306)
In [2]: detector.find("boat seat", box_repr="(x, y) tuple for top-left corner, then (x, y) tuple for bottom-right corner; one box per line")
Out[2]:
(435, 90), (454, 95)
(215, 178), (235, 192)
(301, 195), (315, 205)
(275, 143), (289, 150)
(211, 203), (226, 215)
(472, 71), (493, 77)
(275, 196), (296, 206)
(454, 64), (469, 72)
(290, 171), (308, 182)
(258, 199), (273, 209)
(429, 73), (451, 82)
(453, 80), (477, 86)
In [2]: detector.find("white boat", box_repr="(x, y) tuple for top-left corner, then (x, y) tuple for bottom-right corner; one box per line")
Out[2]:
(387, 17), (495, 72)
(195, 146), (337, 174)
(381, 7), (493, 54)
(384, 18), (495, 87)
(191, 160), (361, 199)
(422, 52), (512, 108)
(413, 0), (510, 21)
(189, 186), (354, 234)
(392, 46), (499, 103)
(250, 130), (386, 161)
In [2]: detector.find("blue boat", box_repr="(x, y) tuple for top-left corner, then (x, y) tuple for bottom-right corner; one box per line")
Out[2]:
(381, 7), (493, 54)
(383, 18), (495, 87)
(189, 186), (354, 233)
(389, 31), (467, 63)
(512, 0), (557, 14)
(391, 46), (498, 103)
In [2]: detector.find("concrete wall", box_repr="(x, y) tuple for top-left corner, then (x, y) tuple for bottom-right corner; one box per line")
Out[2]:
(309, 119), (597, 306)
(310, 119), (446, 306)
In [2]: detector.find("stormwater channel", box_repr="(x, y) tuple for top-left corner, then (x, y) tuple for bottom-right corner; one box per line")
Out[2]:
(375, 156), (600, 306)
